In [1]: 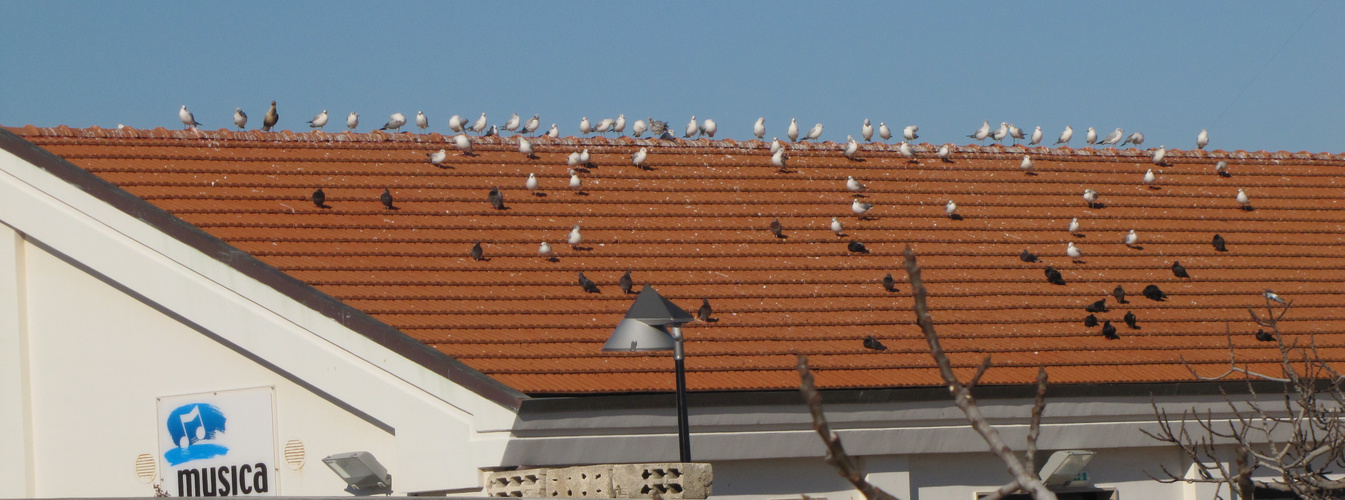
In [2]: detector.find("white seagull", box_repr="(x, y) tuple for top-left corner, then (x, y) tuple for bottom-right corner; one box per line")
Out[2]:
(523, 114), (540, 134)
(771, 148), (787, 169)
(1085, 127), (1098, 145)
(1008, 124), (1025, 143)
(685, 116), (698, 138)
(539, 242), (554, 259)
(903, 125), (919, 141)
(701, 118), (717, 138)
(578, 149), (590, 164)
(1083, 189), (1099, 207)
(879, 122), (892, 141)
(1122, 131), (1144, 147)
(852, 199), (873, 217)
(614, 114), (626, 135)
(470, 113), (488, 134)
(831, 217), (844, 236)
(428, 149), (447, 165)
(754, 117), (766, 139)
(179, 106), (201, 129)
(632, 147), (649, 168)
(938, 144), (952, 160)
(770, 137), (782, 154)
(308, 110), (329, 129)
(1067, 242), (1083, 261)
(1124, 229), (1138, 247)
(415, 111), (428, 132)
(569, 169), (582, 192)
(969, 121), (991, 142)
(1153, 145), (1166, 165)
(804, 122), (823, 142)
(504, 113), (520, 132)
(1237, 188), (1250, 208)
(1029, 126), (1042, 145)
(1068, 218), (1081, 234)
(525, 173), (540, 194)
(1144, 169), (1157, 186)
(381, 112), (407, 132)
(945, 200), (958, 218)
(788, 118), (800, 142)
(546, 124), (560, 138)
(595, 118), (614, 134)
(567, 152), (581, 166)
(233, 108), (248, 130)
(1197, 129), (1209, 150)
(632, 119), (647, 138)
(1215, 161), (1228, 176)
(844, 136), (859, 159)
(899, 141), (915, 160)
(568, 225), (582, 247)
(518, 137), (535, 158)
(862, 119), (873, 142)
(448, 115), (465, 133)
(991, 122), (1009, 143)
(455, 134), (473, 155)
(346, 112), (358, 131)
(1056, 125), (1074, 145)
(1020, 155), (1034, 172)
(846, 176), (866, 193)
(1100, 128), (1123, 146)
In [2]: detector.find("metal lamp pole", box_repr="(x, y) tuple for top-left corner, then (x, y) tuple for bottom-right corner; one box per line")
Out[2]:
(671, 325), (691, 463)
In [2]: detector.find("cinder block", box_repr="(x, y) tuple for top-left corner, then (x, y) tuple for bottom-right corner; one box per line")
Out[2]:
(611, 463), (712, 499)
(547, 465), (614, 498)
(484, 468), (548, 497)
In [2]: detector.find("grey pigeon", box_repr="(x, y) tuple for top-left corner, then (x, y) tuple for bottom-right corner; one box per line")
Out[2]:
(697, 298), (713, 322)
(470, 242), (483, 261)
(1143, 285), (1167, 301)
(1084, 314), (1098, 327)
(578, 272), (599, 293)
(1212, 234), (1227, 252)
(1171, 261), (1190, 278)
(848, 240), (869, 253)
(1113, 285), (1127, 304)
(263, 101), (279, 132)
(1255, 329), (1275, 342)
(312, 188), (325, 208)
(1124, 311), (1138, 329)
(1044, 266), (1065, 285)
(618, 270), (633, 294)
(863, 336), (887, 351)
(882, 273), (897, 292)
(1101, 321), (1119, 340)
(1019, 249), (1039, 263)
(380, 188), (394, 210)
(1085, 298), (1107, 313)
(769, 218), (784, 238)
(488, 187), (505, 210)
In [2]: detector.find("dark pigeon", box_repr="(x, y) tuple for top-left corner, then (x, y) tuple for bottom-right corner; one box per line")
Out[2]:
(1085, 298), (1108, 313)
(1113, 285), (1127, 304)
(1124, 311), (1138, 329)
(618, 270), (633, 295)
(312, 188), (326, 208)
(1255, 329), (1276, 342)
(380, 188), (394, 210)
(769, 218), (784, 238)
(1101, 321), (1119, 340)
(1171, 261), (1190, 278)
(1044, 266), (1065, 285)
(1143, 284), (1167, 301)
(1212, 234), (1227, 252)
(470, 241), (483, 261)
(863, 335), (887, 351)
(697, 298), (713, 322)
(1084, 314), (1098, 327)
(488, 187), (505, 210)
(577, 271), (599, 293)
(262, 101), (278, 132)
(1019, 249), (1039, 263)
(882, 273), (897, 292)
(848, 240), (869, 253)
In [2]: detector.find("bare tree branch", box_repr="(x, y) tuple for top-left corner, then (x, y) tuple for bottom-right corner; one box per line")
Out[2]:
(796, 355), (902, 500)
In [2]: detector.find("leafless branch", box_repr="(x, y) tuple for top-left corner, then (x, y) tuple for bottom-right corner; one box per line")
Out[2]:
(797, 355), (902, 500)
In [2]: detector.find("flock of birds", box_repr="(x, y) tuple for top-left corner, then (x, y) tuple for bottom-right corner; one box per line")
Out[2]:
(177, 103), (1270, 347)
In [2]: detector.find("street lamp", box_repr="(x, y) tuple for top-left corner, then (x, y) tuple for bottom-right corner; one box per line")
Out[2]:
(603, 286), (695, 462)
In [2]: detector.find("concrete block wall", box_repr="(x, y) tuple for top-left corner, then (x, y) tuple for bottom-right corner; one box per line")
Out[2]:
(482, 463), (711, 499)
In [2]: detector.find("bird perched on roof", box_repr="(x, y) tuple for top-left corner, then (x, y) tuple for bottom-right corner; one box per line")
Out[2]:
(701, 119), (717, 138)
(346, 112), (359, 131)
(546, 124), (560, 138)
(567, 152), (582, 166)
(879, 122), (892, 141)
(1215, 161), (1229, 177)
(788, 118), (800, 142)
(861, 119), (873, 142)
(579, 149), (591, 165)
(447, 115), (466, 133)
(1264, 289), (1286, 304)
(648, 118), (668, 136)
(428, 149), (447, 165)
(504, 113), (520, 132)
(471, 113), (488, 134)
(1008, 124), (1025, 144)
(969, 121), (991, 142)
(1171, 261), (1190, 278)
(1124, 311), (1138, 329)
(1085, 298), (1107, 313)
(899, 141), (916, 161)
(1056, 125), (1073, 145)
(1113, 285), (1127, 304)
(1085, 127), (1098, 146)
(769, 218), (784, 238)
(263, 101), (279, 131)
(1020, 155), (1034, 173)
(754, 117), (766, 139)
(1197, 129), (1209, 150)
(882, 273), (897, 292)
(844, 136), (860, 160)
(569, 169), (582, 193)
(1044, 266), (1065, 285)
(1099, 128), (1123, 146)
(1255, 329), (1276, 342)
(863, 335), (887, 351)
(1084, 314), (1098, 327)
(846, 176), (866, 194)
(1067, 242), (1083, 262)
(526, 173), (540, 195)
(632, 147), (649, 169)
(311, 188), (325, 208)
(1236, 189), (1251, 210)
(938, 144), (952, 161)
(1143, 284), (1168, 301)
(595, 118), (614, 135)
(539, 242), (554, 260)
(771, 148), (787, 171)
(903, 125), (919, 142)
(1083, 190), (1099, 208)
(455, 134), (474, 155)
(992, 122), (1009, 143)
(1029, 126), (1042, 146)
(852, 199), (873, 218)
(613, 115), (626, 135)
(1212, 234), (1227, 252)
(380, 188), (394, 210)
(470, 241), (484, 261)
(381, 112), (406, 132)
(233, 108), (248, 130)
(848, 240), (869, 253)
(697, 299), (713, 322)
(523, 114), (541, 135)
(632, 119), (647, 138)
(1101, 321), (1119, 340)
(831, 217), (844, 237)
(1122, 132), (1144, 147)
(519, 137), (536, 158)
(945, 200), (958, 219)
(804, 122), (824, 142)
(577, 271), (599, 293)
(483, 125), (499, 137)
(568, 225), (582, 248)
(1020, 249), (1039, 263)
(1144, 169), (1157, 188)
(1123, 229), (1138, 247)
(415, 111), (428, 132)
(1153, 145), (1166, 165)
(684, 116), (698, 138)
(487, 186), (505, 210)
(618, 270), (633, 294)
(1068, 217), (1081, 235)
(179, 106), (202, 129)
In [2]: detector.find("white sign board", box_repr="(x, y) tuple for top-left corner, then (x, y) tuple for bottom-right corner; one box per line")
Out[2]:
(157, 387), (277, 496)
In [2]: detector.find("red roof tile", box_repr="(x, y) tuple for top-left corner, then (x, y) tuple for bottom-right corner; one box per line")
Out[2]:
(10, 124), (1345, 395)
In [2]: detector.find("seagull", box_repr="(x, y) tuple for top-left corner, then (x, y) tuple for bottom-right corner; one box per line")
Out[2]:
(579, 149), (591, 165)
(1121, 132), (1144, 147)
(1067, 242), (1083, 262)
(428, 149), (447, 165)
(1123, 229), (1138, 247)
(1099, 128), (1123, 146)
(415, 111), (428, 132)
(1085, 298), (1107, 313)
(844, 136), (859, 159)
(633, 119), (648, 138)
(569, 169), (582, 192)
(1124, 311), (1138, 329)
(701, 118), (717, 138)
(804, 123), (823, 142)
(1197, 129), (1209, 150)
(852, 199), (873, 217)
(770, 138), (783, 154)
(523, 114), (541, 134)
(1236, 189), (1250, 209)
(863, 336), (887, 351)
(846, 176), (866, 193)
(945, 200), (958, 218)
(1008, 124), (1025, 143)
(1101, 321), (1119, 340)
(380, 188), (394, 210)
(1256, 329), (1276, 342)
(685, 116), (698, 138)
(1171, 261), (1190, 278)
(1085, 127), (1098, 145)
(831, 217), (844, 236)
(1020, 155), (1034, 173)
(903, 125), (919, 141)
(937, 144), (952, 161)
(618, 270), (634, 294)
(1045, 266), (1065, 285)
(1212, 234), (1227, 252)
(968, 121), (991, 142)
(879, 122), (892, 141)
(648, 118), (668, 136)
(1068, 217), (1081, 234)
(448, 115), (466, 133)
(1020, 249), (1039, 263)
(788, 118), (800, 142)
(308, 110), (329, 129)
(847, 240), (869, 253)
(568, 225), (582, 248)
(567, 152), (582, 166)
(312, 188), (325, 208)
(1153, 145), (1166, 165)
(769, 218), (784, 238)
(488, 186), (505, 210)
(632, 147), (649, 169)
(1085, 314), (1098, 328)
(483, 125), (499, 137)
(455, 134), (474, 155)
(470, 241), (484, 261)
(179, 106), (202, 129)
(754, 117), (766, 139)
(263, 101), (279, 131)
(1055, 126), (1073, 145)
(381, 112), (407, 132)
(595, 118), (614, 135)
(519, 137), (536, 158)
(991, 122), (1009, 143)
(346, 112), (359, 131)
(771, 148), (787, 170)
(1029, 126), (1042, 145)
(539, 242), (554, 259)
(504, 113), (520, 132)
(525, 173), (540, 195)
(1143, 284), (1167, 301)
(546, 124), (559, 138)
(471, 113), (488, 134)
(697, 299), (713, 322)
(614, 114), (626, 135)
(1113, 285), (1127, 304)
(1215, 161), (1229, 176)
(233, 108), (248, 130)
(882, 273), (897, 292)
(1083, 189), (1099, 208)
(1264, 289), (1286, 304)
(861, 119), (873, 142)
(899, 141), (916, 160)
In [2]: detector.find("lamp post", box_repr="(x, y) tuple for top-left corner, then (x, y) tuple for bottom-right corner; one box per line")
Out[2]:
(602, 286), (695, 463)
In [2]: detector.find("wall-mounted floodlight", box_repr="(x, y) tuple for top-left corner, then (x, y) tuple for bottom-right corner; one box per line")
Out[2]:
(322, 451), (391, 492)
(602, 286), (695, 462)
(1040, 450), (1096, 487)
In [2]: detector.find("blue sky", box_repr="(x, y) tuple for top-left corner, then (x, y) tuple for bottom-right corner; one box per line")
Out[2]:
(2, 2), (1339, 153)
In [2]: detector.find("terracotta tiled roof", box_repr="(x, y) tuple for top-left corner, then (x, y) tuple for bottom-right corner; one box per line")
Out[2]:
(10, 124), (1345, 395)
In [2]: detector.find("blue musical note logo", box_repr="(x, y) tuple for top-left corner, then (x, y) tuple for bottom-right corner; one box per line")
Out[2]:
(163, 403), (229, 466)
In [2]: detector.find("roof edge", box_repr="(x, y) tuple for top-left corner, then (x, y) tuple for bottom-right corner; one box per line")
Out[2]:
(0, 127), (529, 409)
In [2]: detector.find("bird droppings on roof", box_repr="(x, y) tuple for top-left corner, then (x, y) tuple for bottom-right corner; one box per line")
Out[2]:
(9, 124), (1345, 395)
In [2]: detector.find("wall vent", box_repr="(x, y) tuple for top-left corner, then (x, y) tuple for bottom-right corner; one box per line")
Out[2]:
(283, 439), (305, 469)
(134, 453), (157, 483)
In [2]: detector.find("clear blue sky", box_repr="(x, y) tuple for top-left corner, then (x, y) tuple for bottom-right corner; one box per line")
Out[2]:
(2, 2), (1339, 153)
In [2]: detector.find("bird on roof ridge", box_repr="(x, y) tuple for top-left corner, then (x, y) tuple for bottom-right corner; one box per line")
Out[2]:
(862, 119), (873, 142)
(568, 225), (582, 248)
(381, 112), (407, 132)
(701, 118), (717, 138)
(483, 125), (499, 137)
(1099, 128), (1123, 146)
(1056, 126), (1073, 145)
(346, 112), (358, 131)
(1122, 131), (1144, 147)
(1029, 126), (1042, 146)
(844, 136), (859, 159)
(938, 144), (952, 161)
(788, 118), (800, 142)
(852, 199), (873, 218)
(831, 217), (844, 237)
(471, 113), (488, 134)
(754, 117), (766, 139)
(633, 119), (647, 138)
(1197, 129), (1209, 150)
(526, 173), (540, 195)
(1153, 145), (1166, 165)
(595, 118), (614, 135)
(1008, 124), (1025, 144)
(770, 137), (782, 154)
(685, 116), (698, 138)
(233, 108), (248, 130)
(992, 122), (1009, 143)
(903, 125), (919, 142)
(546, 123), (559, 138)
(1067, 242), (1083, 262)
(614, 114), (626, 135)
(804, 122), (824, 142)
(1085, 127), (1098, 146)
(179, 106), (202, 129)
(648, 118), (668, 136)
(415, 111), (428, 132)
(263, 101), (279, 132)
(448, 115), (466, 133)
(523, 114), (541, 135)
(504, 113), (520, 132)
(308, 110), (329, 129)
(969, 121), (990, 142)
(879, 122), (892, 141)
